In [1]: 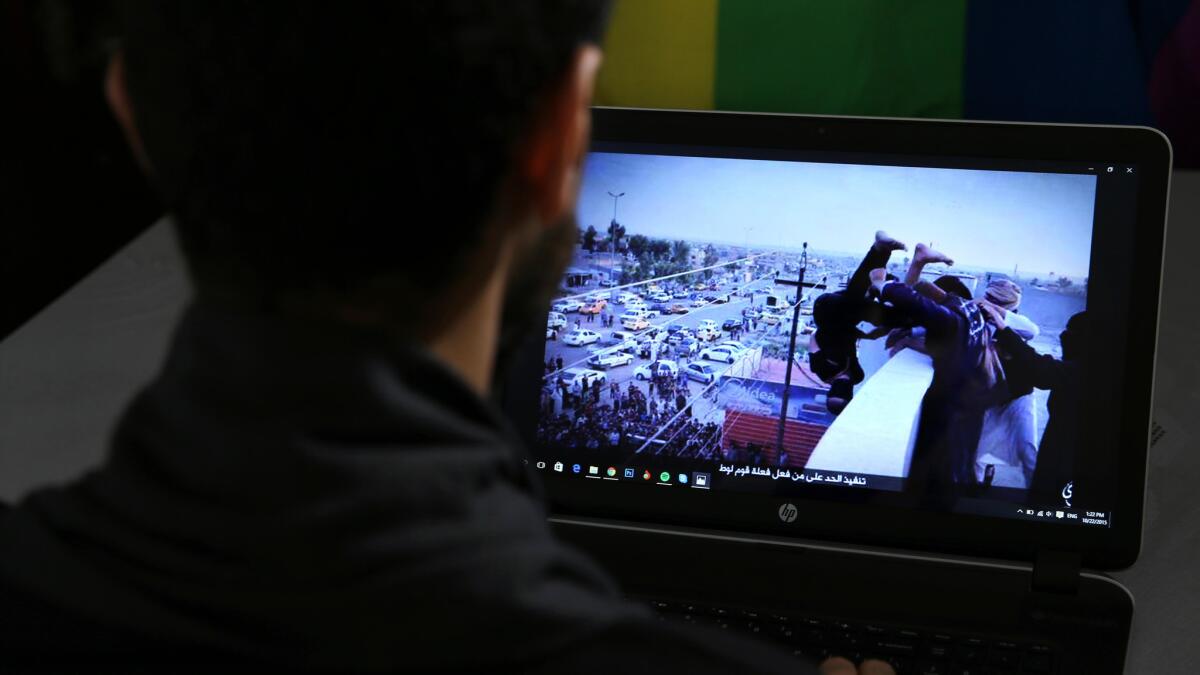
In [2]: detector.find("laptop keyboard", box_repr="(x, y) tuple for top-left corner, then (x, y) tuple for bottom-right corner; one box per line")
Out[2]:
(643, 598), (1056, 675)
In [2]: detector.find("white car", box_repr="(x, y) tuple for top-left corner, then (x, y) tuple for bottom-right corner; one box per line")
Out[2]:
(684, 362), (723, 384)
(759, 311), (784, 326)
(634, 359), (679, 380)
(553, 299), (583, 313)
(587, 351), (635, 369)
(562, 329), (601, 346)
(617, 292), (641, 304)
(559, 367), (608, 389)
(547, 311), (567, 330)
(697, 319), (718, 333)
(699, 346), (739, 363)
(690, 298), (707, 307)
(716, 340), (748, 353)
(611, 330), (638, 342)
(622, 316), (650, 331)
(625, 300), (648, 313)
(673, 291), (690, 299)
(694, 327), (720, 342)
(651, 293), (671, 303)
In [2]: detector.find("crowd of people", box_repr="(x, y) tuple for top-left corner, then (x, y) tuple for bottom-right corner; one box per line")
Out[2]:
(537, 366), (736, 459)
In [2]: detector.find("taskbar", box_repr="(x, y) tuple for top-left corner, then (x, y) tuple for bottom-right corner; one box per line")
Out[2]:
(526, 457), (1113, 529)
(955, 498), (1113, 529)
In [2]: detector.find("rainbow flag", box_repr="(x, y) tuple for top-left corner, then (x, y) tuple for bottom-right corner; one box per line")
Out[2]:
(595, 0), (1198, 165)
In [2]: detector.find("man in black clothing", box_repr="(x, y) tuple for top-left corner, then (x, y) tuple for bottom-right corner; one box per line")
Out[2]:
(0, 2), (890, 673)
(869, 265), (994, 494)
(809, 231), (906, 414)
(981, 305), (1090, 506)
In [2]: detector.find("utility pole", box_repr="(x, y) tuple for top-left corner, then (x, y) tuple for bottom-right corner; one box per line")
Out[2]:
(607, 191), (624, 298)
(776, 242), (807, 458)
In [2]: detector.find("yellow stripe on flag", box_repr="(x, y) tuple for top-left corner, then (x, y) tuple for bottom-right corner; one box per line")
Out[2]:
(594, 0), (718, 110)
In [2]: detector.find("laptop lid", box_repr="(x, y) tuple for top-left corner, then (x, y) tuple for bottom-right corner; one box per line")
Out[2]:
(505, 107), (1170, 571)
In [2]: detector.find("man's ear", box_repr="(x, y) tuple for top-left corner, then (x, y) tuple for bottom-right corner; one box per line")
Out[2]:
(519, 45), (603, 228)
(105, 49), (152, 175)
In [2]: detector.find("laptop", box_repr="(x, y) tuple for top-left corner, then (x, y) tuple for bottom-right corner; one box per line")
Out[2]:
(504, 107), (1171, 675)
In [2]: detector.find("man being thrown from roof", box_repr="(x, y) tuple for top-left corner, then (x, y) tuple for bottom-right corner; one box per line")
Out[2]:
(808, 230), (906, 415)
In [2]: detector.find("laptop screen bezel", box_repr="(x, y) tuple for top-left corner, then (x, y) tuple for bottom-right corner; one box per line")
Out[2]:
(501, 107), (1170, 571)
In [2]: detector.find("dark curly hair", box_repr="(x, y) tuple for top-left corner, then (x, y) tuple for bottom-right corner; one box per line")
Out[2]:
(118, 0), (610, 327)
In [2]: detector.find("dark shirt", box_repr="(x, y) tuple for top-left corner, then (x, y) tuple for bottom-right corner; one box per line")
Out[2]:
(0, 302), (805, 673)
(880, 282), (990, 488)
(995, 326), (1081, 504)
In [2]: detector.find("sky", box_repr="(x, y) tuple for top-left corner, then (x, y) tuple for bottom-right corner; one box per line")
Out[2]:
(577, 152), (1097, 277)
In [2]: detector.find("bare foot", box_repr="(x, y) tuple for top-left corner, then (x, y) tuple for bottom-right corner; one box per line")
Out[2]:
(873, 230), (907, 253)
(913, 242), (953, 266)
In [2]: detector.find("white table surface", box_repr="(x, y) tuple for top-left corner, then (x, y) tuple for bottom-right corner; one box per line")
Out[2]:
(2, 172), (1197, 672)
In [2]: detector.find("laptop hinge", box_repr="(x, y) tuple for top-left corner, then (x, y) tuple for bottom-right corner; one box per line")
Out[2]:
(1031, 550), (1082, 595)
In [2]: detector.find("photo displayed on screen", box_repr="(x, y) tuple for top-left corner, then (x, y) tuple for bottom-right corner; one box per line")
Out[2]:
(536, 151), (1094, 509)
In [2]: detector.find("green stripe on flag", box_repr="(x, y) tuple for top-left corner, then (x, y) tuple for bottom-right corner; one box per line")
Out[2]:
(714, 1), (967, 119)
(595, 0), (718, 110)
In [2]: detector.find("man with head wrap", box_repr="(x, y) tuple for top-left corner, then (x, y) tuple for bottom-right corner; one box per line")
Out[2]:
(979, 306), (1091, 507)
(984, 278), (1039, 341)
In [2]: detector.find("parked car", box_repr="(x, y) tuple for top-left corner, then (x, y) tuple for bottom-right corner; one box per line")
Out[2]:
(547, 312), (567, 330)
(675, 337), (700, 356)
(637, 335), (670, 359)
(690, 298), (707, 308)
(617, 292), (641, 304)
(673, 291), (690, 299)
(667, 329), (693, 345)
(684, 362), (723, 384)
(700, 346), (740, 363)
(562, 328), (601, 346)
(665, 323), (686, 334)
(713, 294), (730, 304)
(611, 330), (639, 342)
(695, 327), (720, 342)
(759, 311), (784, 326)
(697, 319), (718, 333)
(594, 335), (638, 353)
(717, 340), (748, 353)
(625, 300), (648, 313)
(579, 299), (606, 314)
(552, 299), (583, 313)
(634, 359), (679, 380)
(587, 351), (635, 369)
(721, 318), (740, 331)
(670, 303), (689, 314)
(622, 316), (650, 331)
(559, 367), (608, 389)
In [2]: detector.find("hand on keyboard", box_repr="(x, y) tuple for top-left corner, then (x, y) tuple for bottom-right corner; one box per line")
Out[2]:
(821, 656), (896, 675)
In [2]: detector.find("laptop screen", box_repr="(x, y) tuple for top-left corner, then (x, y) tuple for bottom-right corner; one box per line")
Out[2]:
(529, 131), (1144, 534)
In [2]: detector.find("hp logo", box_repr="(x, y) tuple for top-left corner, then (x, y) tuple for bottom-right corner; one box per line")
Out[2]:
(778, 503), (799, 523)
